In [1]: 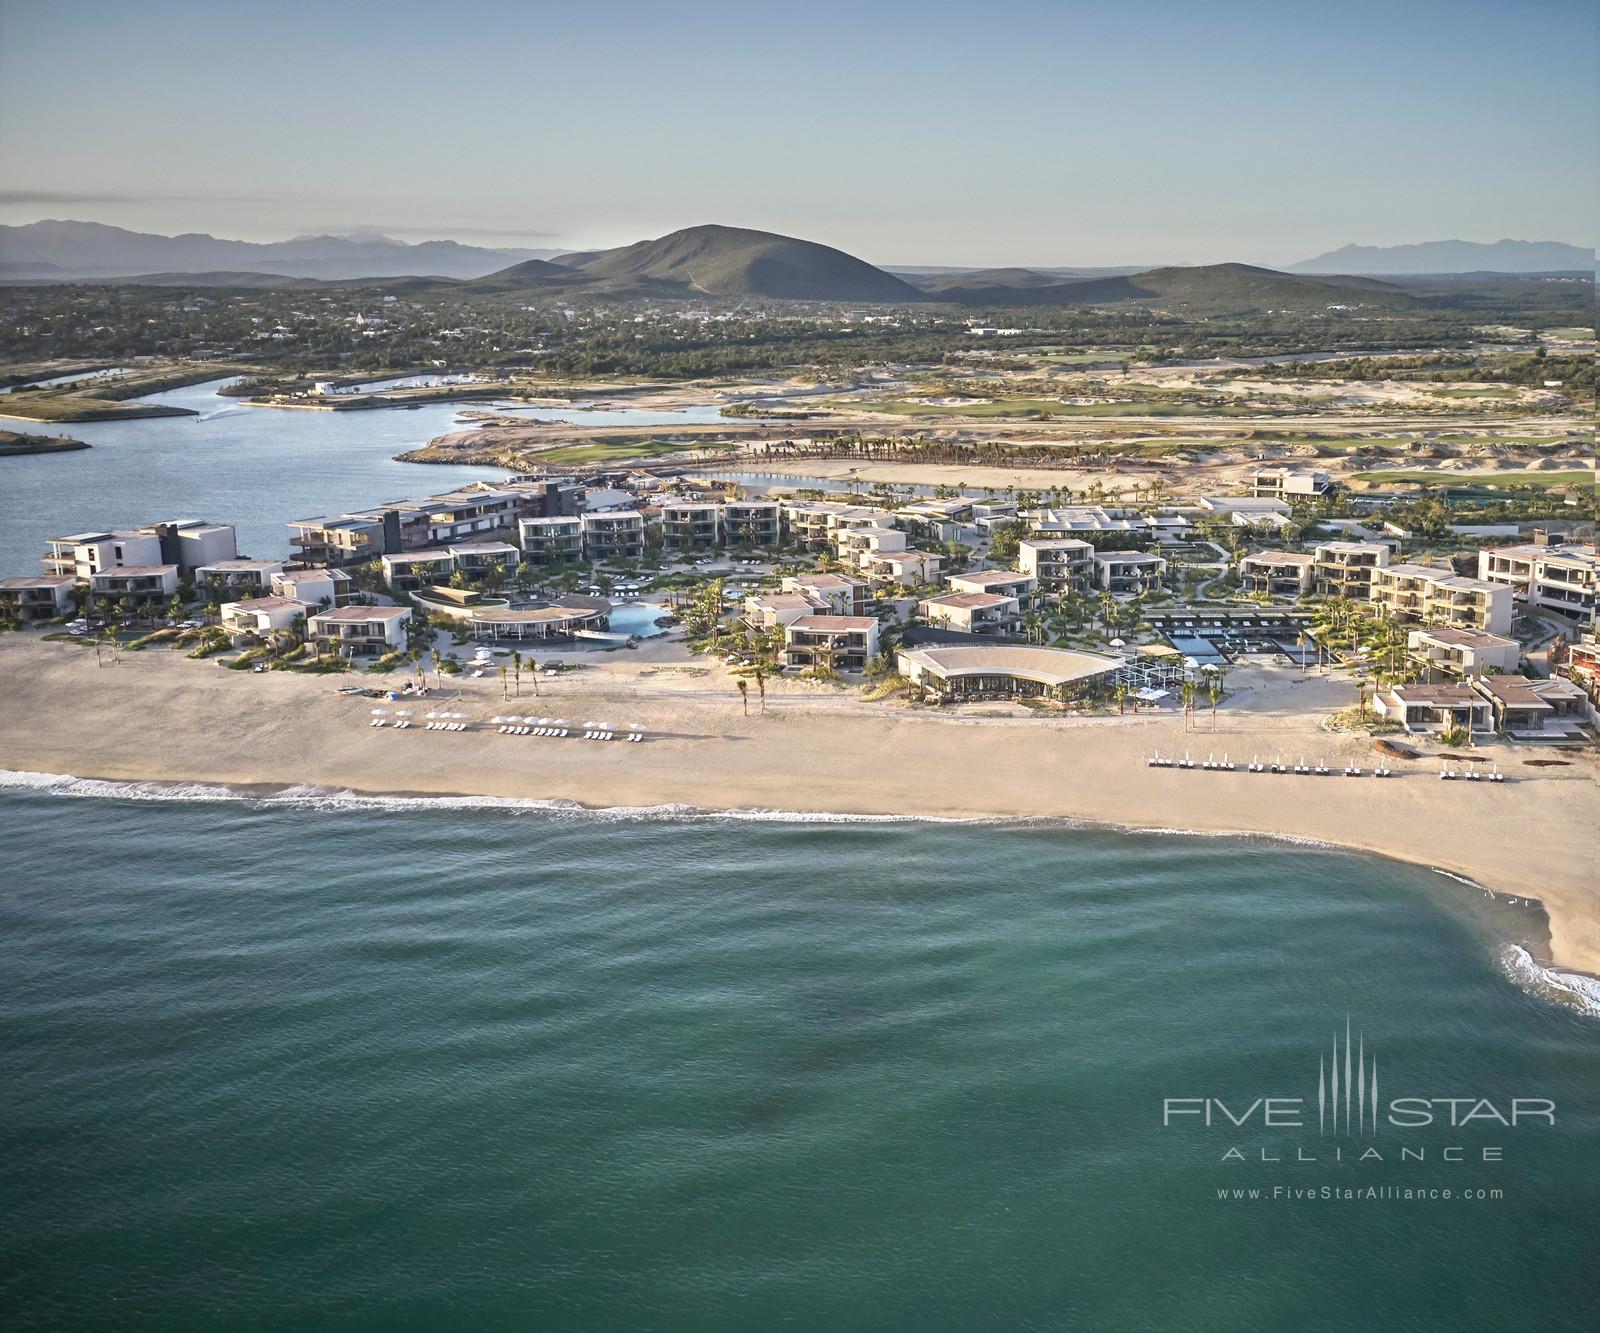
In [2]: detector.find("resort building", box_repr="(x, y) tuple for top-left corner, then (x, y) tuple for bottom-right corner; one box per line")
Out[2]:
(782, 615), (881, 672)
(87, 565), (180, 607)
(858, 548), (942, 587)
(919, 591), (1022, 637)
(465, 604), (608, 642)
(446, 541), (519, 581)
(1017, 538), (1095, 593)
(1025, 505), (1158, 538)
(287, 480), (580, 567)
(0, 575), (76, 623)
(723, 500), (781, 547)
(307, 605), (412, 656)
(896, 644), (1122, 704)
(946, 570), (1039, 606)
(219, 596), (311, 645)
(1470, 674), (1588, 738)
(655, 497), (781, 550)
(1094, 551), (1166, 594)
(580, 511), (646, 561)
(196, 559), (286, 598)
(1476, 540), (1599, 626)
(517, 516), (584, 565)
(1313, 541), (1392, 598)
(286, 513), (387, 567)
(1195, 496), (1292, 523)
(782, 573), (867, 616)
(42, 530), (165, 580)
(1368, 564), (1513, 635)
(899, 498), (973, 545)
(660, 500), (725, 551)
(271, 567), (350, 609)
(1372, 683), (1493, 736)
(151, 521), (238, 573)
(1238, 550), (1316, 598)
(1250, 467), (1332, 502)
(834, 525), (907, 559)
(381, 549), (458, 593)
(744, 592), (828, 631)
(1406, 627), (1520, 680)
(780, 500), (857, 551)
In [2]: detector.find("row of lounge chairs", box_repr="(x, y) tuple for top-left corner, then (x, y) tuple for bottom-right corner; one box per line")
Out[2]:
(1147, 753), (1395, 777)
(1440, 765), (1506, 782)
(491, 716), (648, 743)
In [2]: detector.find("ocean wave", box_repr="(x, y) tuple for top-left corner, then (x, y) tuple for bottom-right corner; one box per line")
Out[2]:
(1499, 944), (1600, 1018)
(0, 769), (976, 824)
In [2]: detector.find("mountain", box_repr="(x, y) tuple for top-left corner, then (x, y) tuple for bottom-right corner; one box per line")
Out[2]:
(1291, 239), (1592, 275)
(0, 220), (536, 280)
(551, 225), (926, 301)
(910, 267), (1072, 292)
(930, 263), (1410, 312)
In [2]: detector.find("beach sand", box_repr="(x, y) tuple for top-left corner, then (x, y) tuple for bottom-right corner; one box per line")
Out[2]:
(2, 634), (1596, 976)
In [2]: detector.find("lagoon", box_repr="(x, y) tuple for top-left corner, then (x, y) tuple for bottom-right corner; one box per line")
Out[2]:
(0, 380), (729, 574)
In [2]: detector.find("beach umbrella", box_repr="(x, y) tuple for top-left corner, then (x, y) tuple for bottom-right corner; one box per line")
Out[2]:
(1109, 638), (1125, 648)
(629, 723), (645, 732)
(370, 707), (388, 715)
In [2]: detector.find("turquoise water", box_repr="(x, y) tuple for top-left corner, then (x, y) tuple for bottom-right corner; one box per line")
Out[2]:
(1, 787), (1595, 1330)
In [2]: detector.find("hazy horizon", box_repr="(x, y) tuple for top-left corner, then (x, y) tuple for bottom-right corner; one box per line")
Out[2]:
(1, 0), (1593, 267)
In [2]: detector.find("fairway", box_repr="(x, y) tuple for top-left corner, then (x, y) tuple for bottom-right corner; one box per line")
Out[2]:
(1353, 468), (1594, 490)
(838, 397), (1259, 419)
(536, 437), (719, 465)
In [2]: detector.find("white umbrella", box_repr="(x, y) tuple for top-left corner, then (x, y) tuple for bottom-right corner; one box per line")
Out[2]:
(1110, 638), (1125, 648)
(629, 723), (645, 732)
(370, 708), (388, 715)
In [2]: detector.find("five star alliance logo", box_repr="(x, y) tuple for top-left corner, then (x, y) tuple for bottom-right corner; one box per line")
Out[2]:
(1319, 1017), (1378, 1136)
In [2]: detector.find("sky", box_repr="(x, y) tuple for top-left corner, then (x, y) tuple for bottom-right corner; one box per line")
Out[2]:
(1, 0), (1593, 267)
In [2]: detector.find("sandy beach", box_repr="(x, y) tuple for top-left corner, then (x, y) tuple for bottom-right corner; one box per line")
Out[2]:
(3, 633), (1596, 977)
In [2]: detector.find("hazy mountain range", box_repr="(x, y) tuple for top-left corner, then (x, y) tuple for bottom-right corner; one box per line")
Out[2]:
(0, 220), (540, 281)
(1290, 238), (1592, 275)
(0, 221), (1589, 313)
(2, 220), (1591, 288)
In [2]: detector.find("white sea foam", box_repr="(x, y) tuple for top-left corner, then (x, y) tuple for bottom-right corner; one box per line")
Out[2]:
(1499, 944), (1600, 1017)
(0, 769), (976, 824)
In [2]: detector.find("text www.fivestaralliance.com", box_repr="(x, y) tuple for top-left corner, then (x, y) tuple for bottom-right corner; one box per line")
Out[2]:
(1217, 1186), (1503, 1202)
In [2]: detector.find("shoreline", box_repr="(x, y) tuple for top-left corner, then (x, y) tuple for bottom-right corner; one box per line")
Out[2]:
(6, 764), (1598, 1009)
(2, 634), (1596, 981)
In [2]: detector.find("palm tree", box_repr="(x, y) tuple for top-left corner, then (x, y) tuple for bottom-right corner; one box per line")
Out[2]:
(1208, 664), (1230, 728)
(737, 678), (749, 715)
(512, 649), (523, 698)
(754, 664), (767, 714)
(1113, 682), (1128, 715)
(498, 664), (509, 700)
(1179, 680), (1198, 732)
(527, 654), (539, 696)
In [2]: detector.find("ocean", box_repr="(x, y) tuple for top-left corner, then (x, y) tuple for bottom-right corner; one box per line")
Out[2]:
(2, 784), (1596, 1331)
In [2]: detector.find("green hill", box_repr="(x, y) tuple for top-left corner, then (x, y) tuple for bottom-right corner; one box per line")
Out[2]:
(932, 263), (1412, 312)
(476, 225), (924, 302)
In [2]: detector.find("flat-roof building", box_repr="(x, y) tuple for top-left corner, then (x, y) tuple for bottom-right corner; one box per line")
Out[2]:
(783, 615), (881, 672)
(897, 644), (1122, 704)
